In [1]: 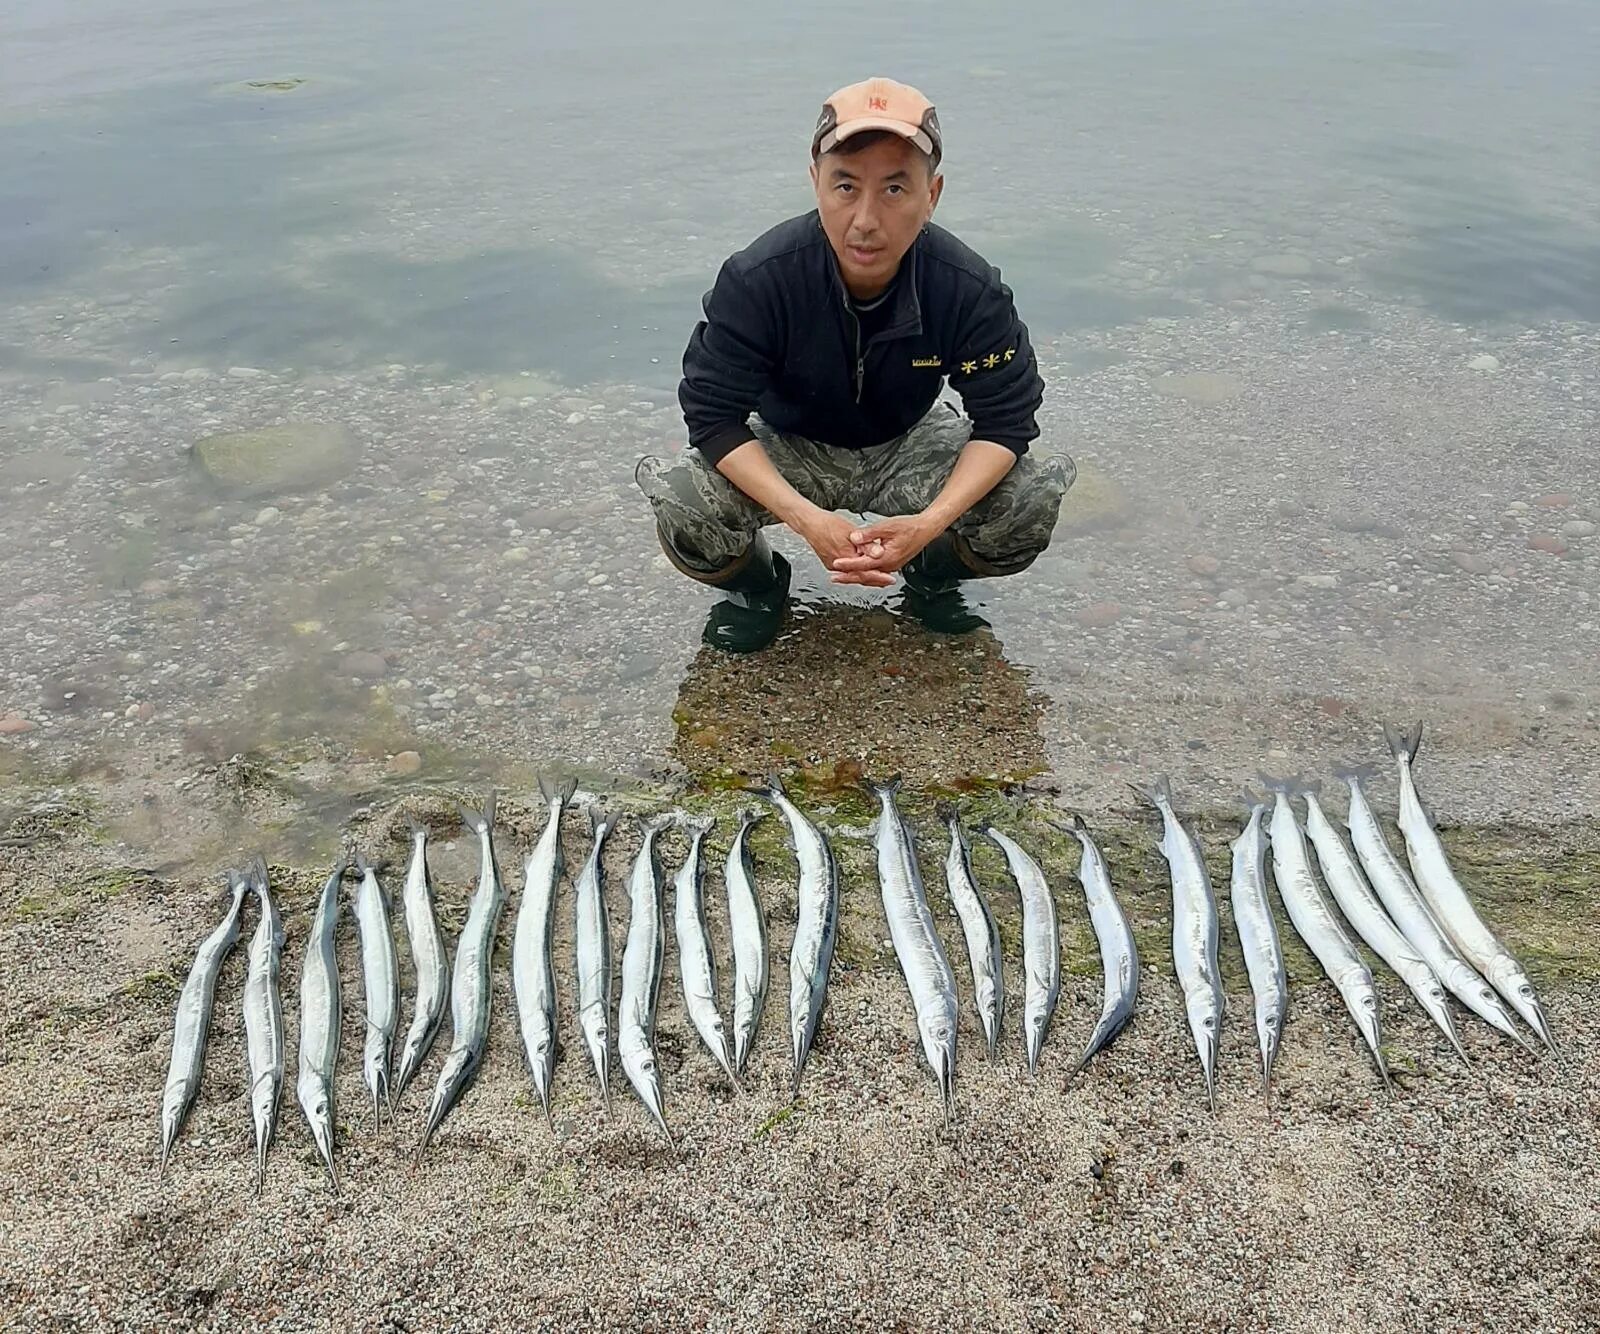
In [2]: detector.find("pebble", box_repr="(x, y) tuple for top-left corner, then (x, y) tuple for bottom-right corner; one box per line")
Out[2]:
(1251, 252), (1315, 277)
(587, 573), (609, 586)
(227, 366), (268, 379)
(1452, 553), (1492, 575)
(341, 651), (390, 681)
(1561, 520), (1595, 538)
(254, 506), (282, 527)
(1186, 554), (1221, 578)
(1297, 573), (1338, 589)
(1528, 534), (1568, 556)
(1466, 354), (1500, 372)
(1076, 602), (1124, 628)
(1150, 372), (1243, 405)
(502, 547), (531, 564)
(1536, 493), (1573, 509)
(0, 715), (37, 735)
(385, 750), (423, 776)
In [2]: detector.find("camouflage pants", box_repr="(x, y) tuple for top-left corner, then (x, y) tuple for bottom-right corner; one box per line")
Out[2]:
(635, 406), (1075, 575)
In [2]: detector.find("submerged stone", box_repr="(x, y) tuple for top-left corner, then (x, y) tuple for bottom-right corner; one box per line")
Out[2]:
(191, 423), (359, 499)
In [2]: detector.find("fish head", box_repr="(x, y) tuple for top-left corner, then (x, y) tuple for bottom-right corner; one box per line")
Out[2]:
(918, 1012), (957, 1061)
(1486, 958), (1533, 1010)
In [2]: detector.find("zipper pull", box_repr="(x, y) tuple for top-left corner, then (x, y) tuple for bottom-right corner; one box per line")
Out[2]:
(855, 356), (865, 403)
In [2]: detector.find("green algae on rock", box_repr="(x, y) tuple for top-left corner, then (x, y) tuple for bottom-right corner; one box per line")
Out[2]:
(191, 423), (359, 499)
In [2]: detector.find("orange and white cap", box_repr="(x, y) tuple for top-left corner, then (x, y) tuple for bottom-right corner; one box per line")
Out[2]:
(811, 77), (942, 167)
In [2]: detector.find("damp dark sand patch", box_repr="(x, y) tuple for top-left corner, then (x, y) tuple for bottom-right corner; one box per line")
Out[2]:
(668, 608), (1051, 791)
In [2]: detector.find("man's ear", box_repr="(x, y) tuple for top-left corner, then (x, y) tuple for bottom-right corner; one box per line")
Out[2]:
(809, 160), (820, 191)
(928, 172), (945, 216)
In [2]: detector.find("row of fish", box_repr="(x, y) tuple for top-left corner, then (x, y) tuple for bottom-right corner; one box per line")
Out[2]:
(1144, 722), (1555, 1108)
(158, 722), (1553, 1186)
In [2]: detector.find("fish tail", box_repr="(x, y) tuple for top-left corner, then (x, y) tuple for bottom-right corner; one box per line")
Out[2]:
(1130, 774), (1173, 809)
(737, 805), (767, 832)
(1071, 813), (1089, 834)
(459, 790), (496, 835)
(1330, 760), (1378, 785)
(644, 811), (678, 836)
(933, 799), (960, 825)
(539, 774), (579, 806)
(586, 803), (612, 837)
(406, 818), (429, 840)
(879, 774), (905, 795)
(248, 855), (271, 892)
(761, 771), (788, 800)
(1383, 721), (1424, 764)
(1257, 771), (1314, 797)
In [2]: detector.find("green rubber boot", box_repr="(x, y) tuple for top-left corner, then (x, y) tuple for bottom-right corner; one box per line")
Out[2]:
(899, 532), (993, 635)
(658, 528), (792, 654)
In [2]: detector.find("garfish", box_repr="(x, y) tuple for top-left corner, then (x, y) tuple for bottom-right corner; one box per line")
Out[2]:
(619, 814), (676, 1142)
(1386, 722), (1554, 1049)
(420, 793), (505, 1151)
(937, 802), (1003, 1061)
(872, 779), (959, 1124)
(673, 813), (736, 1085)
(352, 853), (399, 1129)
(1262, 776), (1390, 1088)
(241, 857), (285, 1193)
(1302, 786), (1469, 1065)
(574, 804), (616, 1109)
(394, 821), (449, 1102)
(725, 806), (769, 1079)
(982, 825), (1060, 1075)
(159, 871), (248, 1174)
(1336, 761), (1531, 1052)
(762, 774), (839, 1095)
(1067, 814), (1139, 1079)
(513, 777), (575, 1124)
(1229, 792), (1287, 1098)
(297, 859), (344, 1190)
(1136, 776), (1223, 1108)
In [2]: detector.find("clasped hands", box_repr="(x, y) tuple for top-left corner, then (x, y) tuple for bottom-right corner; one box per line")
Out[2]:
(791, 507), (943, 588)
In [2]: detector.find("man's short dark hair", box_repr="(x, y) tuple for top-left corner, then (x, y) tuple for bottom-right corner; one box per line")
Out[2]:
(825, 129), (937, 178)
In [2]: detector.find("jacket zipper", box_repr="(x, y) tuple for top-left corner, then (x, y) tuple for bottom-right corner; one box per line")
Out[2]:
(847, 305), (865, 404)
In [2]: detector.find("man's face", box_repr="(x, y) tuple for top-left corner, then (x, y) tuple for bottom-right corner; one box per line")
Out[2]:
(811, 134), (943, 299)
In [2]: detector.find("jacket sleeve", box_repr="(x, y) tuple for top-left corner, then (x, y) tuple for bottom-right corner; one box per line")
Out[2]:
(949, 274), (1044, 456)
(678, 259), (782, 465)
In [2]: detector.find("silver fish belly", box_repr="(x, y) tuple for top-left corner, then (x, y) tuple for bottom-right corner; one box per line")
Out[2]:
(421, 792), (505, 1150)
(1229, 795), (1287, 1096)
(1338, 764), (1530, 1051)
(725, 806), (770, 1079)
(394, 822), (449, 1103)
(1138, 776), (1223, 1108)
(620, 815), (675, 1142)
(938, 803), (1003, 1062)
(241, 857), (285, 1192)
(574, 803), (616, 1110)
(673, 813), (736, 1085)
(764, 775), (839, 1095)
(160, 873), (248, 1173)
(1303, 790), (1468, 1065)
(873, 780), (959, 1123)
(1264, 781), (1390, 1087)
(513, 779), (574, 1123)
(1068, 814), (1139, 1079)
(983, 826), (1060, 1075)
(352, 855), (400, 1128)
(1386, 723), (1554, 1048)
(297, 860), (344, 1189)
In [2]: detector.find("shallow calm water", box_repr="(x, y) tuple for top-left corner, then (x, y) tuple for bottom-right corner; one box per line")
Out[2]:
(3, 0), (1599, 818)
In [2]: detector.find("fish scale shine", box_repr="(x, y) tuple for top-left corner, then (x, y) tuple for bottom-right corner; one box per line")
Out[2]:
(983, 826), (1060, 1075)
(674, 813), (736, 1086)
(394, 823), (449, 1103)
(725, 807), (770, 1079)
(939, 804), (1003, 1062)
(1067, 815), (1139, 1080)
(1263, 780), (1390, 1087)
(1229, 796), (1287, 1097)
(873, 781), (959, 1123)
(352, 855), (400, 1128)
(297, 860), (344, 1189)
(513, 779), (574, 1123)
(619, 815), (675, 1142)
(241, 858), (285, 1192)
(573, 805), (616, 1109)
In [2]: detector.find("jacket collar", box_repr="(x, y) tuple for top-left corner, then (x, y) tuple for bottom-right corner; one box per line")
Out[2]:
(814, 212), (925, 342)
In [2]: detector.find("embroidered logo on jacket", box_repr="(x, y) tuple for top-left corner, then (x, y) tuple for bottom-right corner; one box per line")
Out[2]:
(958, 347), (1016, 374)
(911, 356), (942, 368)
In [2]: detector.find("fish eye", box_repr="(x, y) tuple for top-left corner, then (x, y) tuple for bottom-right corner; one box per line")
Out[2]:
(1363, 996), (1376, 1010)
(1202, 1017), (1214, 1030)
(1520, 985), (1532, 997)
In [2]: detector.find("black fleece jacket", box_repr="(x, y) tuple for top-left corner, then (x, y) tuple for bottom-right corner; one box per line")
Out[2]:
(679, 212), (1044, 464)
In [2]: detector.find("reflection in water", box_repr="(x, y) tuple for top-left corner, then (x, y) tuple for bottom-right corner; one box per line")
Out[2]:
(668, 601), (1050, 790)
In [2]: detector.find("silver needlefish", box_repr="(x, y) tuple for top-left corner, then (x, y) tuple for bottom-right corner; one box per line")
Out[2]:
(513, 777), (575, 1124)
(352, 853), (399, 1129)
(982, 825), (1060, 1075)
(619, 814), (676, 1142)
(1229, 792), (1287, 1098)
(574, 804), (617, 1110)
(1136, 776), (1223, 1109)
(1302, 786), (1469, 1066)
(725, 806), (769, 1079)
(297, 859), (344, 1190)
(1336, 761), (1532, 1052)
(673, 812), (737, 1086)
(1262, 776), (1390, 1088)
(241, 857), (285, 1193)
(394, 821), (449, 1103)
(872, 779), (959, 1124)
(420, 792), (505, 1151)
(937, 802), (1003, 1062)
(159, 870), (248, 1174)
(762, 774), (839, 1095)
(1067, 814), (1139, 1080)
(1386, 722), (1554, 1049)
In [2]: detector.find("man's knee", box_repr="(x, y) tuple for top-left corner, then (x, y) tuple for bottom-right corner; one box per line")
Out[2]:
(959, 449), (1076, 572)
(636, 451), (754, 571)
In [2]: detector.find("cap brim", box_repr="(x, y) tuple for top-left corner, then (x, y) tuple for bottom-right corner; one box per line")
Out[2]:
(822, 117), (937, 158)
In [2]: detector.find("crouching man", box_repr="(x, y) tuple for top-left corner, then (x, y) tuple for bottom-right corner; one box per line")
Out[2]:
(636, 76), (1075, 653)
